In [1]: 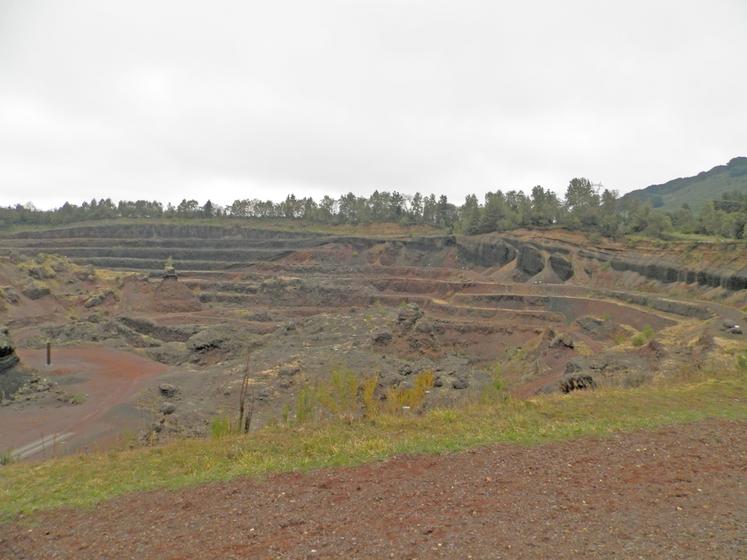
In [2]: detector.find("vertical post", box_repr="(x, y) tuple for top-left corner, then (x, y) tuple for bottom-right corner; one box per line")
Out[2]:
(46, 341), (51, 366)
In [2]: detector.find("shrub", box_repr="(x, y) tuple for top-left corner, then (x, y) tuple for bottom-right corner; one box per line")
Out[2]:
(632, 325), (655, 347)
(316, 368), (360, 421)
(384, 371), (434, 414)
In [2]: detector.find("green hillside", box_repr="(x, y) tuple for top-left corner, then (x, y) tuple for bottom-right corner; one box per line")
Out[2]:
(623, 157), (747, 212)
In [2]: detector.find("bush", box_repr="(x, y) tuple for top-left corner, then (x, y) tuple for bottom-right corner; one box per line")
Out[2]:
(316, 368), (359, 421)
(632, 325), (655, 347)
(383, 371), (434, 414)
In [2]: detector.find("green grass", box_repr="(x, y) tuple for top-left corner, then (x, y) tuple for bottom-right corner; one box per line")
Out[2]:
(0, 216), (444, 238)
(1, 370), (746, 521)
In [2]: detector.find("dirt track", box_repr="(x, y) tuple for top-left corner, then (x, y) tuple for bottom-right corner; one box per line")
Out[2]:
(0, 345), (167, 458)
(3, 419), (746, 559)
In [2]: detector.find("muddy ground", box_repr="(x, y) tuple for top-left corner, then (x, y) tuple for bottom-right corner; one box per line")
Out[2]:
(3, 419), (746, 559)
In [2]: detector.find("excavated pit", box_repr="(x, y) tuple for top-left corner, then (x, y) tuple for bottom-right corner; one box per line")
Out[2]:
(2, 223), (746, 450)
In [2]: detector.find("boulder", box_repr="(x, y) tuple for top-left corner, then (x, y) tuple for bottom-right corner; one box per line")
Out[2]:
(0, 326), (20, 374)
(22, 283), (50, 300)
(279, 362), (302, 376)
(1, 287), (20, 305)
(452, 377), (469, 390)
(372, 330), (393, 344)
(723, 319), (738, 330)
(160, 402), (177, 415)
(158, 383), (178, 398)
(84, 291), (114, 308)
(575, 316), (623, 341)
(560, 374), (596, 393)
(187, 326), (236, 354)
(549, 333), (574, 349)
(397, 304), (423, 328)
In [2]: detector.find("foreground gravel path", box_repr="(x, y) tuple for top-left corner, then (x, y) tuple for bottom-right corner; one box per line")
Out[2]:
(3, 419), (747, 559)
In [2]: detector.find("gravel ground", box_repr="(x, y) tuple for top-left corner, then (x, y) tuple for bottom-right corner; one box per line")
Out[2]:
(3, 419), (747, 559)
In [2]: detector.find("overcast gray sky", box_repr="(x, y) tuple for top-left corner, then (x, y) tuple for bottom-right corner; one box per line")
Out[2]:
(1, 0), (745, 209)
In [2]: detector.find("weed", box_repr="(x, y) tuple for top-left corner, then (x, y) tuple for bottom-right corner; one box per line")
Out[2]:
(632, 324), (655, 347)
(737, 350), (747, 371)
(612, 333), (628, 345)
(360, 376), (380, 418)
(316, 368), (360, 421)
(0, 450), (14, 466)
(210, 416), (233, 439)
(384, 371), (434, 413)
(631, 333), (646, 347)
(478, 364), (508, 404)
(295, 386), (315, 424)
(68, 393), (87, 405)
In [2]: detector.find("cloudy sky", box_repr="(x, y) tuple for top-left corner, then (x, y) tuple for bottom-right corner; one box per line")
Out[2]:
(1, 0), (745, 209)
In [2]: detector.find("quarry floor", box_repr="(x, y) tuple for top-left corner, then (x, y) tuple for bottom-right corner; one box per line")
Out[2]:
(0, 345), (167, 459)
(3, 419), (746, 559)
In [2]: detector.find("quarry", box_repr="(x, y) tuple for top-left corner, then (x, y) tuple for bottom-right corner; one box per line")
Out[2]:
(1, 222), (745, 457)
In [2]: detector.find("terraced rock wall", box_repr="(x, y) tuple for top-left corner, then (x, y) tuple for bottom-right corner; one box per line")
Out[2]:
(3, 224), (746, 296)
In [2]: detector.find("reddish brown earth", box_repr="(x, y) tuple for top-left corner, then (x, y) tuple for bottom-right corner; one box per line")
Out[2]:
(0, 345), (167, 457)
(3, 419), (746, 559)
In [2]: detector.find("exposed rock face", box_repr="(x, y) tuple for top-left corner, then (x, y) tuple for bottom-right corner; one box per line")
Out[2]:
(580, 249), (747, 292)
(0, 326), (30, 399)
(517, 245), (545, 277)
(456, 236), (576, 282)
(457, 238), (516, 267)
(549, 254), (574, 281)
(0, 326), (20, 374)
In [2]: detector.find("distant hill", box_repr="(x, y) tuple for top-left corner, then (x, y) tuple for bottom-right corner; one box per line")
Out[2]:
(622, 157), (747, 212)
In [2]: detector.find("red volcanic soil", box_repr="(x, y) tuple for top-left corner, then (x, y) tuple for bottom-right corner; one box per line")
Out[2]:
(3, 419), (746, 559)
(0, 345), (167, 457)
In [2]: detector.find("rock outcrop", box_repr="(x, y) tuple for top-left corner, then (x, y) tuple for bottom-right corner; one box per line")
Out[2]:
(0, 326), (31, 399)
(579, 249), (747, 292)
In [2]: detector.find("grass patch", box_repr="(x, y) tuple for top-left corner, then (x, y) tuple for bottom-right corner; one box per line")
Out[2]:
(0, 217), (444, 238)
(632, 324), (655, 347)
(1, 369), (746, 520)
